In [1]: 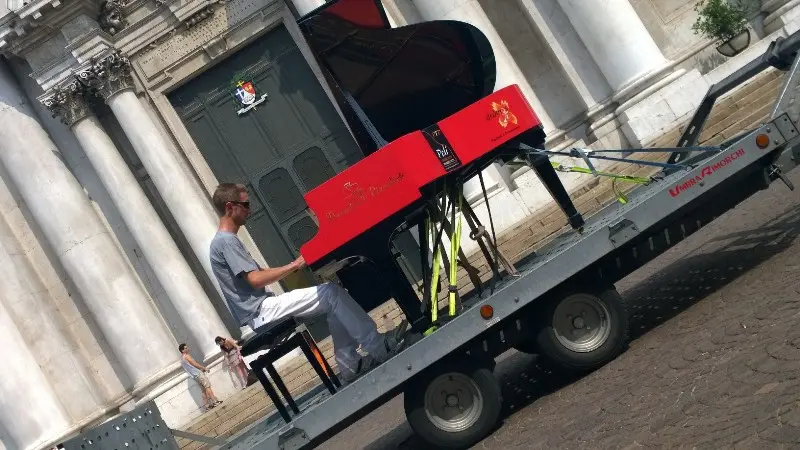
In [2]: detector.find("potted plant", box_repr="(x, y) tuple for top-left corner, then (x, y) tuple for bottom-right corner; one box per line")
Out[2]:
(692, 0), (753, 57)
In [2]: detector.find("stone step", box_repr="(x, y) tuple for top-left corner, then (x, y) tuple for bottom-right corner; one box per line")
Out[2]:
(707, 107), (774, 147)
(701, 68), (782, 131)
(176, 385), (270, 450)
(646, 69), (783, 148)
(699, 80), (783, 143)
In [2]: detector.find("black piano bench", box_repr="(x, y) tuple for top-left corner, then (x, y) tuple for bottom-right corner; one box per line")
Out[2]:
(239, 316), (341, 423)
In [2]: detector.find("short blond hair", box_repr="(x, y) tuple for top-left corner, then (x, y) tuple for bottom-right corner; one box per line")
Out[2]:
(212, 183), (247, 215)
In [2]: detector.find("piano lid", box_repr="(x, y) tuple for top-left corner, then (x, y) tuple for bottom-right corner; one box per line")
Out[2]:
(297, 0), (497, 155)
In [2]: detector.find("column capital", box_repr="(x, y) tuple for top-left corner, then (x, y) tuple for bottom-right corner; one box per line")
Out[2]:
(80, 51), (136, 100)
(40, 81), (93, 127)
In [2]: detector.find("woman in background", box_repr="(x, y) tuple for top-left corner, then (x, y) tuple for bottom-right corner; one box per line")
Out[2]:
(216, 336), (250, 389)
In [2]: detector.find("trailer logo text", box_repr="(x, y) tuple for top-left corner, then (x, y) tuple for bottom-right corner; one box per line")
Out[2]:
(669, 148), (745, 198)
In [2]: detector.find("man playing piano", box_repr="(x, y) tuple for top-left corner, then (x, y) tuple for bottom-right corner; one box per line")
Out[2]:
(209, 183), (407, 383)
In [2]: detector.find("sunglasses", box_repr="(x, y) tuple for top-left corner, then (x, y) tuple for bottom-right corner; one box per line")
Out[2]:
(229, 201), (251, 209)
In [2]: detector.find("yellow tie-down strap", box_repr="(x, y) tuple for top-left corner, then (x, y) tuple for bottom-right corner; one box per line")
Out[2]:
(551, 161), (652, 205)
(425, 186), (464, 336)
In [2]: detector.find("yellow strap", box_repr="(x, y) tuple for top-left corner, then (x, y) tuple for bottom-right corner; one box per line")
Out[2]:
(428, 218), (441, 323)
(551, 161), (649, 204)
(428, 183), (464, 323)
(448, 191), (462, 317)
(612, 178), (628, 204)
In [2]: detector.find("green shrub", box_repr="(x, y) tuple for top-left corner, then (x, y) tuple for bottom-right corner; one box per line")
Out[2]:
(691, 0), (750, 42)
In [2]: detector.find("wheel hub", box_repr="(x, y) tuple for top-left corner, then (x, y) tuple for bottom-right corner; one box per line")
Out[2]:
(446, 394), (459, 407)
(552, 293), (612, 353)
(424, 373), (484, 432)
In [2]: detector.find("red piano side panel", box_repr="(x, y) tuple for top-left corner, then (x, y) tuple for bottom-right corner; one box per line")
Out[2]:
(301, 132), (443, 264)
(443, 85), (541, 164)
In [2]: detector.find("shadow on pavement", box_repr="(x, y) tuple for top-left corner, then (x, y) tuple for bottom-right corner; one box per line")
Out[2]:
(363, 207), (800, 450)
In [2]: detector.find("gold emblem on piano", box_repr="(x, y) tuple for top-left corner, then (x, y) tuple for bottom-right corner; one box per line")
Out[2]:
(326, 174), (406, 221)
(489, 100), (518, 128)
(343, 181), (367, 202)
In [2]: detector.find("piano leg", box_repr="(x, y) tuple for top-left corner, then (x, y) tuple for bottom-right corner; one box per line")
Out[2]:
(518, 131), (585, 231)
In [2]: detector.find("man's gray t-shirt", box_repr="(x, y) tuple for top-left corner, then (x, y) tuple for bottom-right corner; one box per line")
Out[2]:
(209, 231), (272, 326)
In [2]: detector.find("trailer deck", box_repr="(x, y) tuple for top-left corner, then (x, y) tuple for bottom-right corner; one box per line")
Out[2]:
(219, 110), (799, 450)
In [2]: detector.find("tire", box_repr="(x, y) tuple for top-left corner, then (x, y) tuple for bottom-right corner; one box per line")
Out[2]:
(511, 339), (538, 355)
(533, 288), (630, 371)
(404, 365), (502, 449)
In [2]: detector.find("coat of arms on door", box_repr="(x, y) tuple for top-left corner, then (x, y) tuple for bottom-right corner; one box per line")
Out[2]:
(232, 77), (267, 116)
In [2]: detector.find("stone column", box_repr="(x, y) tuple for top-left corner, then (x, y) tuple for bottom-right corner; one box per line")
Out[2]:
(517, 0), (612, 113)
(83, 52), (222, 293)
(43, 81), (228, 361)
(0, 201), (104, 421)
(0, 297), (70, 450)
(556, 0), (669, 99)
(0, 57), (176, 388)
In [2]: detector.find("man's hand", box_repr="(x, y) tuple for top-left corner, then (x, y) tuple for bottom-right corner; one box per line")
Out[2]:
(245, 255), (307, 290)
(291, 255), (306, 271)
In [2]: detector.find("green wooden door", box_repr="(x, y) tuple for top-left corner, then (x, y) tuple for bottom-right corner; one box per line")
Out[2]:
(169, 25), (365, 292)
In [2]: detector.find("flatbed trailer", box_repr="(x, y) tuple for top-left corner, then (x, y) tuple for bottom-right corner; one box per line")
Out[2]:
(221, 32), (800, 450)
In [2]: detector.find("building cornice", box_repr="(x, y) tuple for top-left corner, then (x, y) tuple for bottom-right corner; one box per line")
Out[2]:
(1, 0), (274, 94)
(0, 0), (101, 55)
(0, 0), (211, 55)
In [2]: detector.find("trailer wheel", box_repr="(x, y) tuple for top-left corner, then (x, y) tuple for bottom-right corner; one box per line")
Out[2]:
(525, 289), (630, 371)
(404, 364), (502, 449)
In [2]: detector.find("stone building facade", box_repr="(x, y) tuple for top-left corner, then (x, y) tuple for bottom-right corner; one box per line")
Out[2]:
(0, 0), (798, 449)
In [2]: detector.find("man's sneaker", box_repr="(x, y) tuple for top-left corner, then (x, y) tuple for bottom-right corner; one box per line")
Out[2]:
(340, 355), (381, 385)
(339, 320), (410, 386)
(380, 319), (410, 362)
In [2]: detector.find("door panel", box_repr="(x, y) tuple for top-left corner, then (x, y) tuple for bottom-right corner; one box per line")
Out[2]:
(287, 215), (318, 250)
(293, 146), (336, 191)
(257, 168), (305, 223)
(208, 93), (282, 175)
(251, 147), (333, 254)
(248, 71), (313, 153)
(169, 25), (359, 268)
(183, 111), (246, 183)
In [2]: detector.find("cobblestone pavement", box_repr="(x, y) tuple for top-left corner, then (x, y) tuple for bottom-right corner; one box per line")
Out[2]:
(319, 168), (800, 450)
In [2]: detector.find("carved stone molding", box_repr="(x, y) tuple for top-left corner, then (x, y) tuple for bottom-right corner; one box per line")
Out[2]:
(99, 0), (129, 36)
(183, 5), (217, 29)
(41, 81), (94, 128)
(79, 51), (136, 100)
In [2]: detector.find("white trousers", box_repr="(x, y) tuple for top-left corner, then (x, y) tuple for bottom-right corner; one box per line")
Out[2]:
(248, 282), (386, 375)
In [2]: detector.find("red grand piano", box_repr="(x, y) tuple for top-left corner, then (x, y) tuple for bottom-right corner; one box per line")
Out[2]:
(295, 0), (584, 331)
